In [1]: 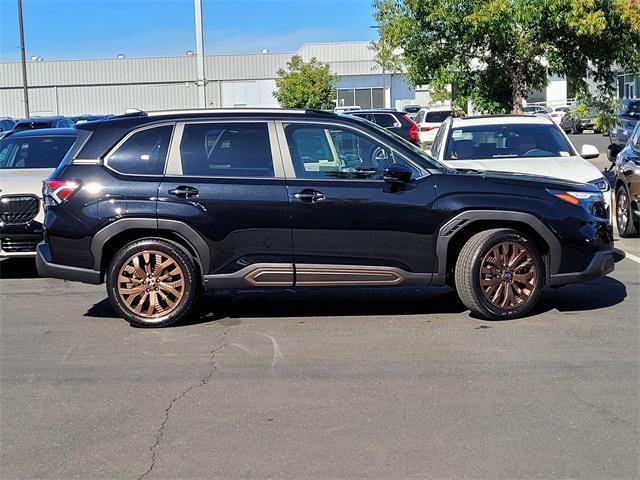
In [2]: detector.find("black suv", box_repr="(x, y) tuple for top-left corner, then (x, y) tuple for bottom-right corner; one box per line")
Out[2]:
(36, 109), (614, 327)
(612, 122), (640, 237)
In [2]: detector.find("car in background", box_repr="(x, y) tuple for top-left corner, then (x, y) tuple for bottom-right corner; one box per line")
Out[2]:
(403, 104), (422, 119)
(427, 115), (611, 212)
(0, 118), (17, 139)
(70, 114), (110, 124)
(560, 106), (600, 134)
(347, 109), (419, 145)
(523, 105), (551, 115)
(0, 128), (77, 258)
(334, 106), (361, 113)
(609, 99), (640, 152)
(13, 116), (75, 131)
(611, 122), (640, 237)
(548, 106), (570, 125)
(414, 108), (453, 144)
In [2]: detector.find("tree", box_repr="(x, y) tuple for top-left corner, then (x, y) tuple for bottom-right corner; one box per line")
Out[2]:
(273, 56), (337, 109)
(372, 0), (640, 114)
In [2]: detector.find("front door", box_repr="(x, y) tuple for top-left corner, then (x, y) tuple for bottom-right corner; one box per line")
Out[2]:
(277, 120), (439, 287)
(158, 120), (293, 286)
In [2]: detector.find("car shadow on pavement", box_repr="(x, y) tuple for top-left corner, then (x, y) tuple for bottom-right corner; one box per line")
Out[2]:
(85, 274), (628, 327)
(0, 258), (39, 279)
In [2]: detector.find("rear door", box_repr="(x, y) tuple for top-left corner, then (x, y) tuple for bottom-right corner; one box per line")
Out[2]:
(157, 120), (293, 285)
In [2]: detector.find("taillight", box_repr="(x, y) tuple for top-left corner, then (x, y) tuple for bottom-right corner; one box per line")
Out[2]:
(420, 126), (436, 132)
(404, 115), (418, 142)
(43, 179), (81, 205)
(550, 113), (562, 118)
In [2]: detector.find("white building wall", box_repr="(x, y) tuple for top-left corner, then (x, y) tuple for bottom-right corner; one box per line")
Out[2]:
(220, 80), (278, 108)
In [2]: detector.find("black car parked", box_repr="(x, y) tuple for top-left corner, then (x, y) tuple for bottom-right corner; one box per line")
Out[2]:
(13, 116), (75, 131)
(612, 122), (640, 237)
(560, 107), (597, 134)
(347, 109), (420, 145)
(609, 99), (640, 156)
(36, 109), (614, 327)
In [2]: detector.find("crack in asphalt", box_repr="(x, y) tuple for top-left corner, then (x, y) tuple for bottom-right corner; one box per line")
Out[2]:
(136, 328), (233, 480)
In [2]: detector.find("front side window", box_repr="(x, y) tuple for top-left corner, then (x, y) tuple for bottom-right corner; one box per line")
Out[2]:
(180, 122), (274, 177)
(444, 124), (576, 160)
(0, 136), (76, 169)
(284, 123), (422, 180)
(107, 125), (172, 175)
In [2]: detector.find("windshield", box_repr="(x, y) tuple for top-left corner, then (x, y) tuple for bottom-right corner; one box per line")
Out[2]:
(0, 136), (76, 169)
(354, 116), (452, 171)
(444, 123), (575, 160)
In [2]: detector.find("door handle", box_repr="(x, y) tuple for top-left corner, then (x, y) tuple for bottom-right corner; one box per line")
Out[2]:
(294, 189), (325, 203)
(169, 186), (199, 198)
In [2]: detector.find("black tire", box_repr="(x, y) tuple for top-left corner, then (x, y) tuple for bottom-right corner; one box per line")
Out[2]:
(106, 238), (199, 327)
(616, 185), (639, 238)
(455, 229), (544, 320)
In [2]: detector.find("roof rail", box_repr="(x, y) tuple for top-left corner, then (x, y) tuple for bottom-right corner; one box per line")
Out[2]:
(142, 107), (329, 117)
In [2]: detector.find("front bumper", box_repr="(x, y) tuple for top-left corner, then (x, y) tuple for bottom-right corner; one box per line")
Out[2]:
(549, 248), (615, 286)
(0, 223), (43, 258)
(36, 242), (101, 284)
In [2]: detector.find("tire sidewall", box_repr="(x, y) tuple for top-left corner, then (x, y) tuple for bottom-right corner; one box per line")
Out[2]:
(470, 231), (544, 319)
(106, 239), (198, 327)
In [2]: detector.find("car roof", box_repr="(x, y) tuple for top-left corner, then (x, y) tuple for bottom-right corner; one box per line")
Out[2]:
(3, 127), (77, 139)
(15, 116), (66, 124)
(450, 114), (554, 127)
(352, 109), (401, 114)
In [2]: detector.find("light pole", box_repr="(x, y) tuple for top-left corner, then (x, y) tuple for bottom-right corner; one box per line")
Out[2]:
(194, 0), (206, 107)
(17, 0), (29, 117)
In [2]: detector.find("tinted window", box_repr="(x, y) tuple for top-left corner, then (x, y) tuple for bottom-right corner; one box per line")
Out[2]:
(373, 114), (398, 128)
(425, 111), (452, 123)
(0, 136), (76, 169)
(108, 125), (172, 175)
(14, 121), (52, 130)
(180, 123), (273, 177)
(284, 123), (421, 180)
(0, 120), (15, 131)
(445, 124), (575, 160)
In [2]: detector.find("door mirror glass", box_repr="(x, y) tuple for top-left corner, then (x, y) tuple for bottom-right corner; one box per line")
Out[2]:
(580, 144), (599, 160)
(383, 163), (412, 184)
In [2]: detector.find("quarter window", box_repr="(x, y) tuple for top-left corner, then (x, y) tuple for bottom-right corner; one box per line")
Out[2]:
(284, 124), (421, 180)
(179, 123), (274, 177)
(107, 125), (172, 175)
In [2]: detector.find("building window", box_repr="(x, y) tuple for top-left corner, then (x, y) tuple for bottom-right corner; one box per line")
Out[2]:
(337, 88), (385, 108)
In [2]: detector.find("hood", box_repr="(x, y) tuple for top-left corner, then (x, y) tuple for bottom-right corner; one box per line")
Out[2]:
(0, 168), (53, 198)
(441, 155), (603, 186)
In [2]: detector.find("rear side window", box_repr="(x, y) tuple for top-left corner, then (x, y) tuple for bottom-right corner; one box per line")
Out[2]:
(107, 125), (172, 175)
(373, 114), (398, 128)
(0, 136), (76, 169)
(180, 122), (273, 177)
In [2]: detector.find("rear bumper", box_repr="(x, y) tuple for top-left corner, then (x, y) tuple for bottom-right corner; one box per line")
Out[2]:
(548, 249), (615, 286)
(36, 242), (101, 284)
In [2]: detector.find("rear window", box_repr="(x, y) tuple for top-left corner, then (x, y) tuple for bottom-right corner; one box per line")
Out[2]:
(425, 111), (452, 123)
(445, 124), (575, 160)
(14, 122), (52, 130)
(106, 125), (172, 175)
(0, 136), (76, 169)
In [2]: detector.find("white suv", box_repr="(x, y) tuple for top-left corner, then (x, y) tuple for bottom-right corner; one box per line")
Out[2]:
(0, 128), (76, 258)
(428, 115), (611, 211)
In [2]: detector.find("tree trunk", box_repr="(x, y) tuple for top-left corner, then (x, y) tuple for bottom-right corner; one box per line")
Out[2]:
(512, 76), (525, 114)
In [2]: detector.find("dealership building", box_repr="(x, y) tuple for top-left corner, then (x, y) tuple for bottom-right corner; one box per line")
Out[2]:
(0, 41), (569, 117)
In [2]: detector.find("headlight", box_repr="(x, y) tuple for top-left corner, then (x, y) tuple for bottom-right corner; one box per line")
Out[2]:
(547, 189), (607, 218)
(589, 177), (610, 192)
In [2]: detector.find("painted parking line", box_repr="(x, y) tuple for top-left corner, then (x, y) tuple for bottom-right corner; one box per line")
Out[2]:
(623, 251), (640, 264)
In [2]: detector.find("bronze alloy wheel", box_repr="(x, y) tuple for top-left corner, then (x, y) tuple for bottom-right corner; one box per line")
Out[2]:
(117, 250), (185, 319)
(479, 241), (537, 310)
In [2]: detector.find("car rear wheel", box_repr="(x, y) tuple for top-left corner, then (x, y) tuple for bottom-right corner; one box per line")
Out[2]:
(455, 229), (543, 320)
(106, 239), (199, 327)
(616, 186), (639, 238)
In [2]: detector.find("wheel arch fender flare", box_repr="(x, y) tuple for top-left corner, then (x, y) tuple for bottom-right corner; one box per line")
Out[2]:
(434, 210), (561, 281)
(90, 218), (211, 274)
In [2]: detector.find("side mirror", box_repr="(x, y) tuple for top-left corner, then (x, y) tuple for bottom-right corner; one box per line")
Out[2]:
(383, 163), (412, 184)
(607, 144), (622, 163)
(580, 144), (599, 160)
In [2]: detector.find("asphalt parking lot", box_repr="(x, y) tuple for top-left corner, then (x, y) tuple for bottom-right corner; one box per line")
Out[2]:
(1, 133), (638, 480)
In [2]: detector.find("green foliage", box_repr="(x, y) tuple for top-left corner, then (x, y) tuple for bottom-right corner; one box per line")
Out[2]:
(273, 56), (337, 110)
(372, 0), (640, 114)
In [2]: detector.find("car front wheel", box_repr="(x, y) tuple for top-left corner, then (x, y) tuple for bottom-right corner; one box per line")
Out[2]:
(616, 185), (639, 238)
(106, 239), (199, 327)
(455, 229), (543, 320)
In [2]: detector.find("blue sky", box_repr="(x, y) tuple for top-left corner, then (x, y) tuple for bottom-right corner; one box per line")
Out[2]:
(0, 0), (377, 62)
